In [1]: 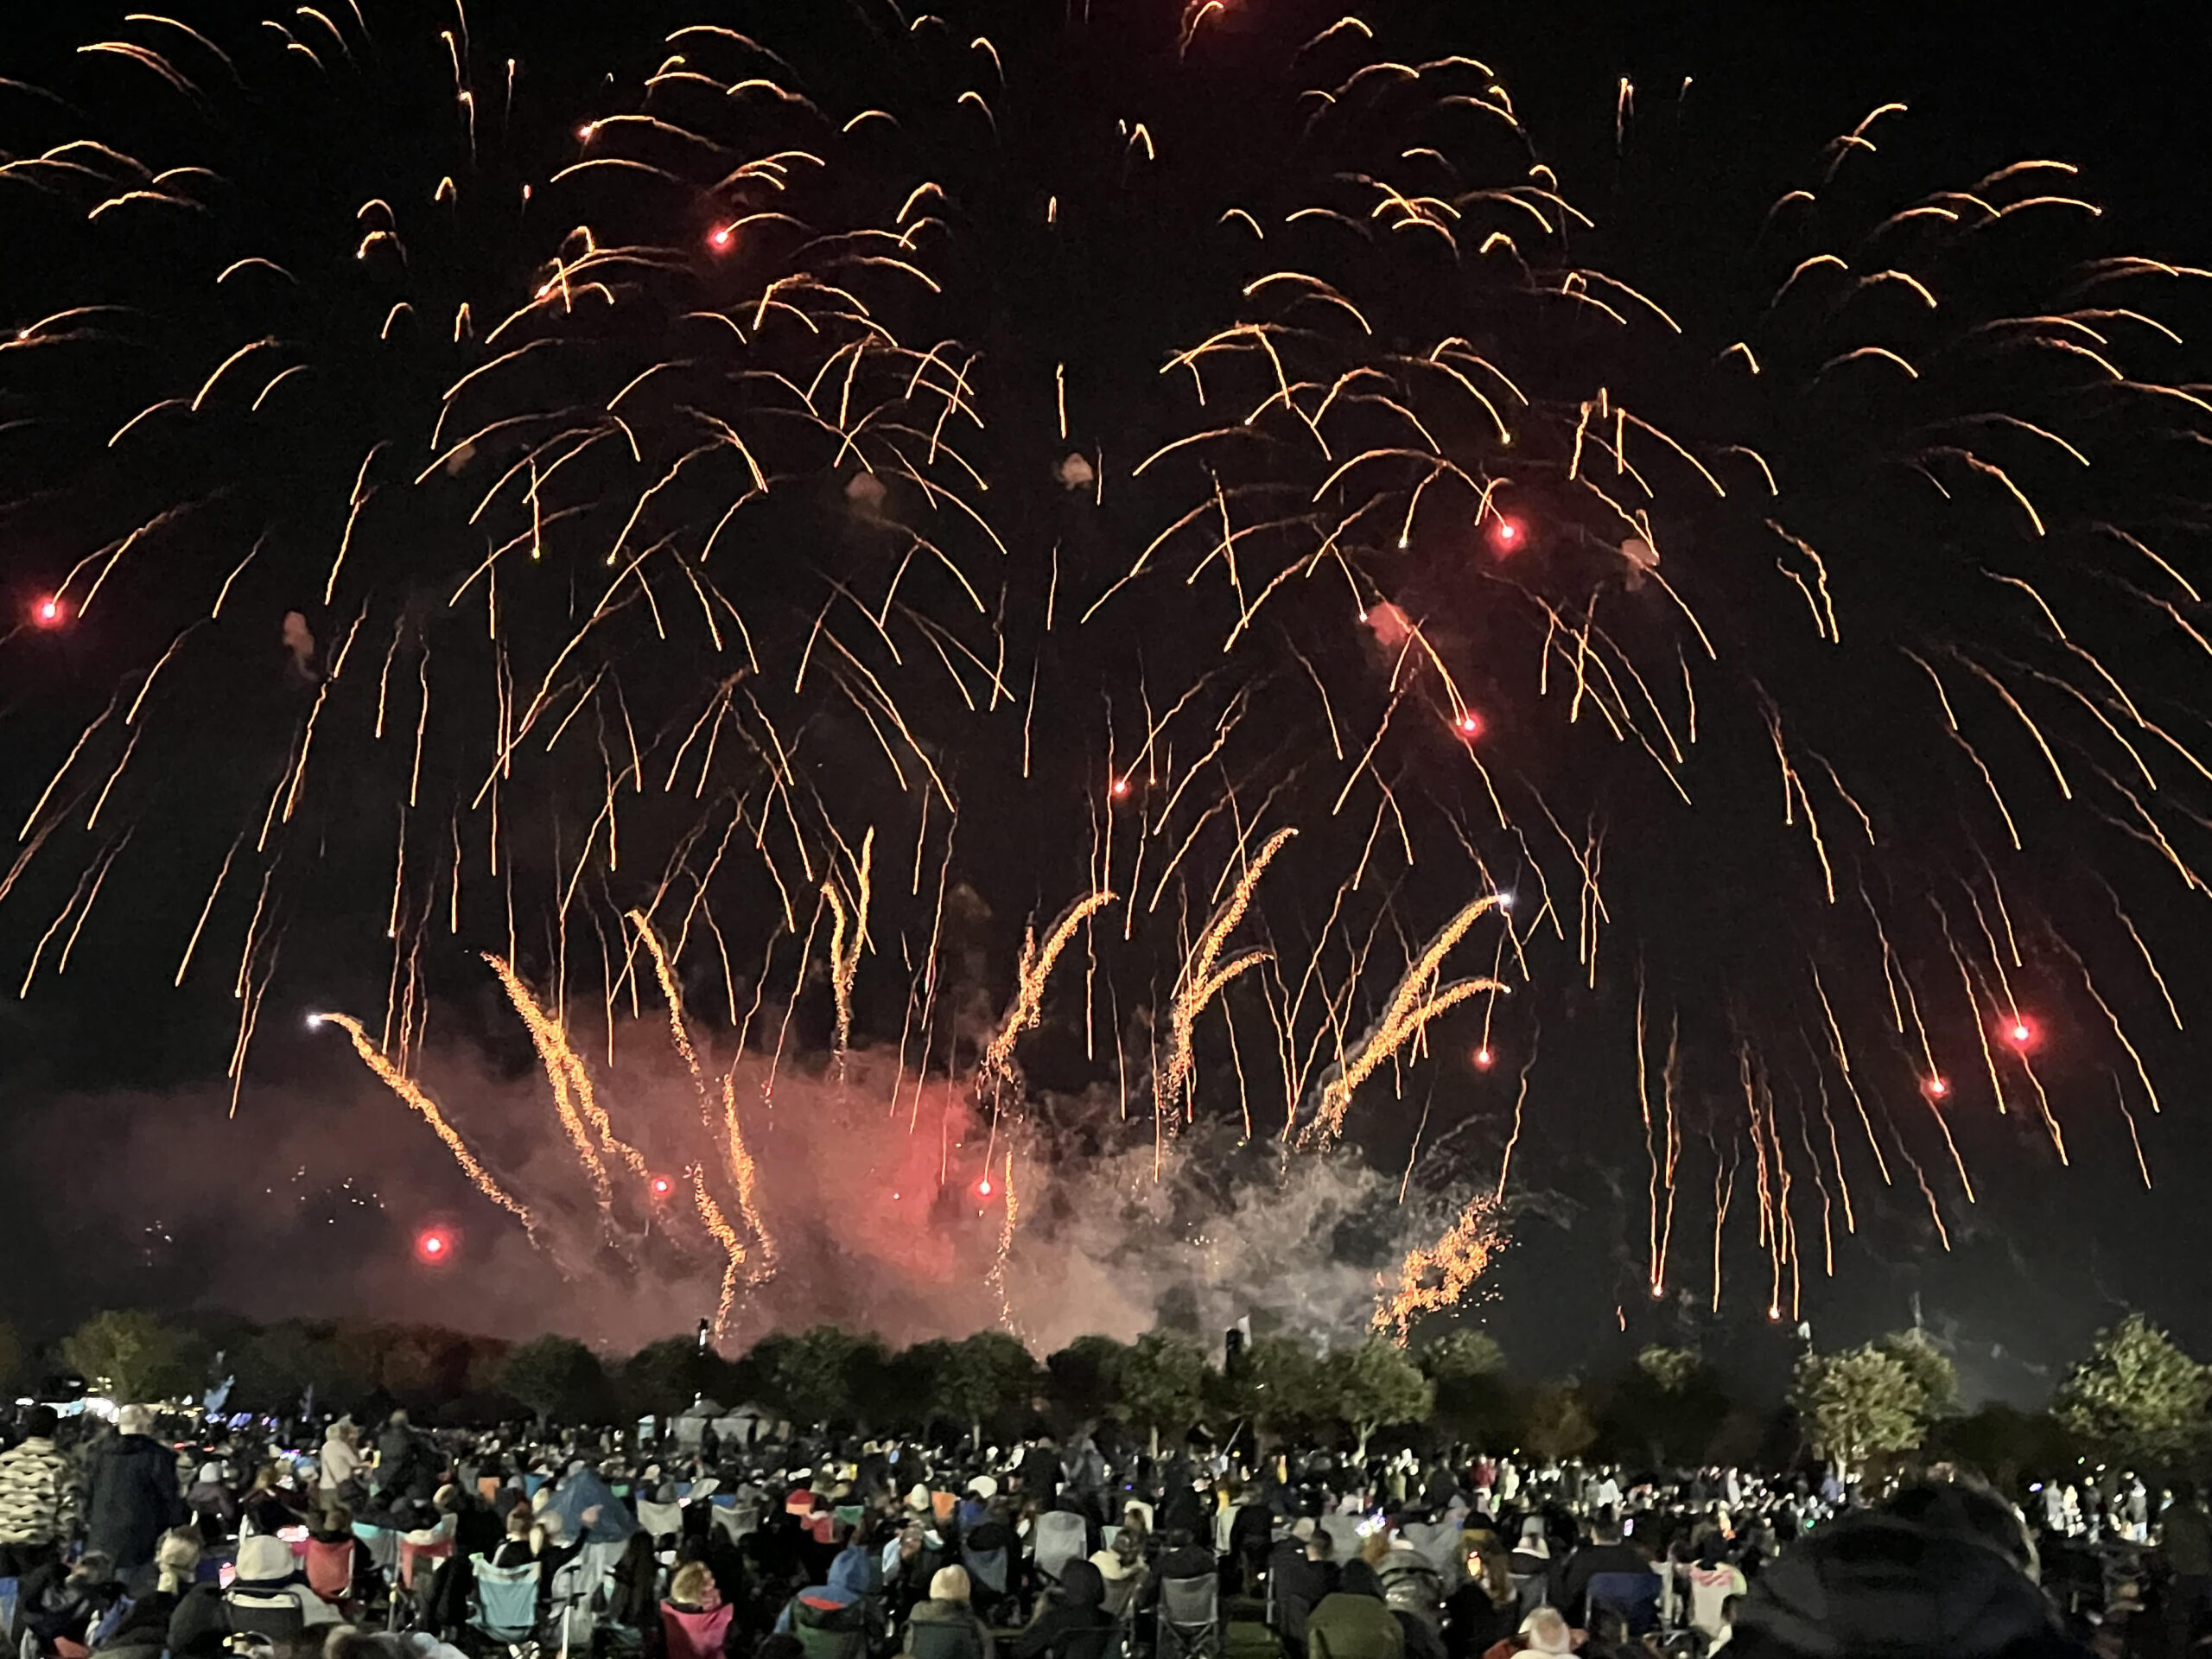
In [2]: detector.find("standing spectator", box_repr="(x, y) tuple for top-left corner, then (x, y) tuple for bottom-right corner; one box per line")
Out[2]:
(320, 1418), (363, 1504)
(2163, 1479), (2212, 1654)
(0, 1406), (73, 1574)
(84, 1406), (185, 1592)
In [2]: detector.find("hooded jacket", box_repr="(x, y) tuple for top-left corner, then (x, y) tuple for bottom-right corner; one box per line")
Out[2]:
(1013, 1560), (1115, 1659)
(906, 1598), (995, 1659)
(83, 1433), (184, 1571)
(1727, 1514), (2082, 1659)
(1307, 1562), (1408, 1659)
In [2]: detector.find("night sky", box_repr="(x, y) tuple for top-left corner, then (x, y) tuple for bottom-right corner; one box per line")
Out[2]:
(1, 0), (2209, 1400)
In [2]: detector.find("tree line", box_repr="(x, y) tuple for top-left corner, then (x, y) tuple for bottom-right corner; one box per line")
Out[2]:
(10, 1307), (2209, 1484)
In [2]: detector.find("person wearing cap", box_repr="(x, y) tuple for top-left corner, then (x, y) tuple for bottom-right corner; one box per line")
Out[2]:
(231, 1529), (346, 1626)
(1088, 1529), (1148, 1621)
(906, 1564), (995, 1659)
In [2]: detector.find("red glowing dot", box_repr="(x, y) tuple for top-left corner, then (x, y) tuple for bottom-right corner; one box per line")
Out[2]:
(1110, 777), (1129, 798)
(650, 1175), (673, 1198)
(415, 1228), (453, 1263)
(1486, 515), (1524, 555)
(1923, 1076), (1950, 1100)
(2005, 1019), (2034, 1048)
(32, 595), (64, 628)
(709, 226), (733, 251)
(576, 124), (595, 142)
(1473, 1047), (1493, 1070)
(977, 1179), (993, 1197)
(1767, 1306), (1782, 1322)
(1454, 711), (1483, 739)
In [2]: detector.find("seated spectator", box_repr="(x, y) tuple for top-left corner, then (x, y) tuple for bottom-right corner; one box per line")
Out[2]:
(1443, 1549), (1516, 1659)
(1726, 1503), (2077, 1659)
(662, 1560), (743, 1659)
(16, 1549), (123, 1651)
(1479, 1608), (1576, 1659)
(1688, 1536), (1747, 1640)
(308, 1506), (382, 1605)
(1560, 1516), (1649, 1625)
(905, 1566), (995, 1659)
(233, 1530), (346, 1626)
(1154, 1527), (1216, 1585)
(1308, 1560), (1406, 1659)
(1089, 1531), (1147, 1621)
(94, 1529), (207, 1659)
(1014, 1558), (1115, 1659)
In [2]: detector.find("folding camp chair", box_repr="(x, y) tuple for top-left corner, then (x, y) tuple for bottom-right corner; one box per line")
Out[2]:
(1033, 1510), (1089, 1587)
(305, 1539), (358, 1606)
(1154, 1574), (1219, 1659)
(225, 1591), (308, 1644)
(636, 1500), (684, 1543)
(468, 1556), (542, 1645)
(661, 1603), (734, 1659)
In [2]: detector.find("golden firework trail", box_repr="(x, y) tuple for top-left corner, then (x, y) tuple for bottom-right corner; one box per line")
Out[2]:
(313, 1011), (533, 1229)
(690, 1163), (746, 1339)
(977, 887), (1118, 1096)
(630, 907), (779, 1275)
(1373, 1192), (1506, 1343)
(823, 825), (874, 1064)
(987, 1147), (1020, 1337)
(719, 1066), (778, 1279)
(1159, 827), (1295, 1110)
(1305, 893), (1510, 1145)
(484, 951), (632, 1211)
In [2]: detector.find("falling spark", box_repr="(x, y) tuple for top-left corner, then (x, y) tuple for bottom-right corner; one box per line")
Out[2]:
(313, 1011), (534, 1228)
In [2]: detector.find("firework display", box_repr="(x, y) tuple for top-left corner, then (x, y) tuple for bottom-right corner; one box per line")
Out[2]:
(2, 0), (2207, 1343)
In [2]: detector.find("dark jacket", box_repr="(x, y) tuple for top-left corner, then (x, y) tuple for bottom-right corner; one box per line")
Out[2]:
(906, 1599), (994, 1659)
(83, 1434), (184, 1571)
(1014, 1560), (1115, 1659)
(1730, 1514), (2084, 1659)
(1559, 1541), (1650, 1623)
(1307, 1592), (1405, 1659)
(1271, 1544), (1338, 1646)
(375, 1422), (439, 1502)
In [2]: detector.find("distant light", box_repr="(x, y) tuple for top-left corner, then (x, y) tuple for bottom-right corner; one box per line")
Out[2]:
(415, 1227), (454, 1264)
(2005, 1017), (2036, 1050)
(1110, 777), (1129, 798)
(1923, 1075), (1949, 1100)
(1454, 710), (1483, 739)
(649, 1175), (673, 1198)
(32, 595), (65, 629)
(1486, 514), (1525, 555)
(709, 225), (733, 251)
(1767, 1306), (1782, 1321)
(576, 123), (596, 142)
(1649, 1282), (1664, 1299)
(977, 1178), (993, 1198)
(305, 1014), (325, 1030)
(1473, 1047), (1493, 1070)
(1494, 891), (1515, 912)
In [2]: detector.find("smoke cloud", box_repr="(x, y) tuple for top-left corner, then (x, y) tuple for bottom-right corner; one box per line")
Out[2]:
(10, 1018), (1487, 1356)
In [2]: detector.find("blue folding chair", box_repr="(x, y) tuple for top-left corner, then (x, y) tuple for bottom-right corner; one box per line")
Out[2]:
(469, 1555), (541, 1644)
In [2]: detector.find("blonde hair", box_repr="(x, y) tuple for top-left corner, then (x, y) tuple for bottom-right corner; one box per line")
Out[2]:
(670, 1562), (715, 1606)
(156, 1528), (202, 1594)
